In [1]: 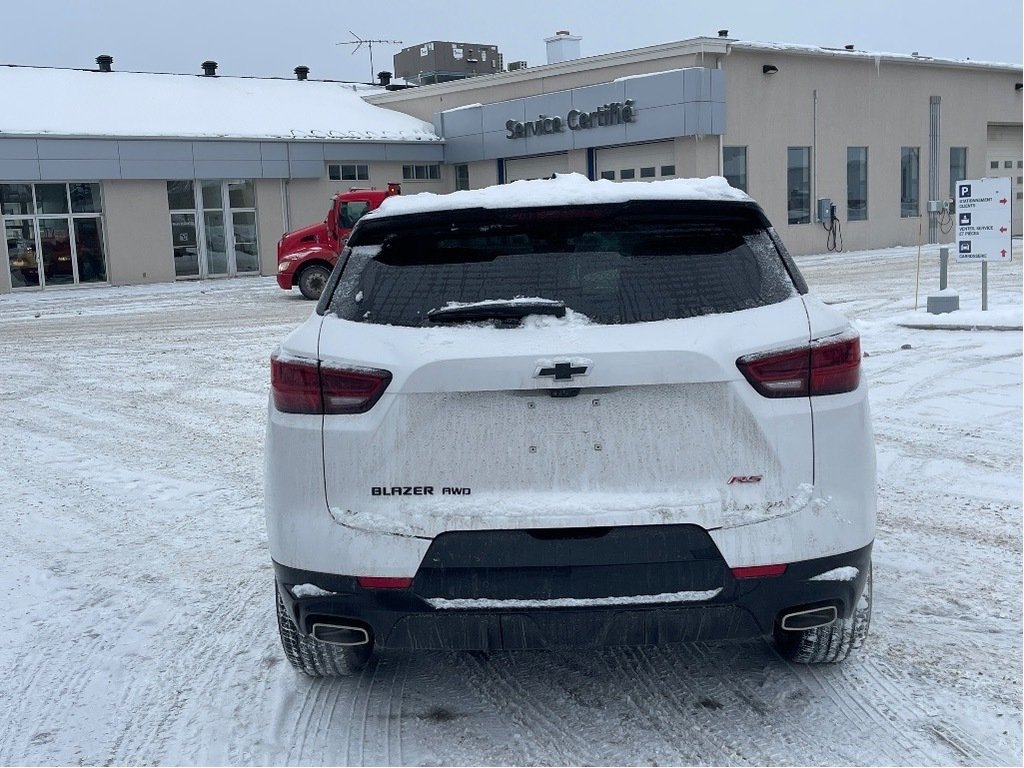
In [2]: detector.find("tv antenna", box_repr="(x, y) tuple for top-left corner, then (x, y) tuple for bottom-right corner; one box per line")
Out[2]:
(337, 31), (402, 83)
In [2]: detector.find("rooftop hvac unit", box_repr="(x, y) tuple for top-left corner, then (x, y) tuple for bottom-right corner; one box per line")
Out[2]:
(508, 60), (527, 71)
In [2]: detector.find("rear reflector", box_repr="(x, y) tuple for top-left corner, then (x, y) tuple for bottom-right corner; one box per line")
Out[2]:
(731, 564), (788, 579)
(736, 333), (860, 398)
(271, 352), (391, 414)
(356, 577), (414, 589)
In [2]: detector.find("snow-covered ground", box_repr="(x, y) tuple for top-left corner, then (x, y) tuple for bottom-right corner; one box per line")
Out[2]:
(0, 242), (1020, 766)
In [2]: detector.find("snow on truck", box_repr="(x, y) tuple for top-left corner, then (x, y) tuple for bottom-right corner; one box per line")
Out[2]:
(276, 182), (401, 300)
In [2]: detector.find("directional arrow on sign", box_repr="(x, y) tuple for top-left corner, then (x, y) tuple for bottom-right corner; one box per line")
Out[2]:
(1000, 198), (1008, 204)
(1000, 226), (1008, 233)
(1001, 249), (1008, 257)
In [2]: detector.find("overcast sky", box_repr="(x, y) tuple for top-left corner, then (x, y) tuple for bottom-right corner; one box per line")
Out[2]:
(3, 0), (1021, 82)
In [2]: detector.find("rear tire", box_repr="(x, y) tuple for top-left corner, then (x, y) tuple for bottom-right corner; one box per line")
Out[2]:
(297, 264), (331, 301)
(275, 584), (373, 676)
(773, 564), (872, 664)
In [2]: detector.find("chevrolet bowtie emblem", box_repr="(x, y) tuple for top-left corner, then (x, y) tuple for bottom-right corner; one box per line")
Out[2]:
(534, 359), (591, 381)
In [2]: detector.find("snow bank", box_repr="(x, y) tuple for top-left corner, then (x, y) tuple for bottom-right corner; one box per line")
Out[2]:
(895, 306), (1023, 330)
(0, 66), (440, 142)
(372, 173), (750, 218)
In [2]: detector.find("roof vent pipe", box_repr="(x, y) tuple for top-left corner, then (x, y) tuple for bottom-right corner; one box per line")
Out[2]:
(844, 44), (855, 51)
(294, 65), (310, 81)
(202, 60), (218, 76)
(377, 70), (392, 86)
(718, 29), (729, 38)
(96, 55), (113, 72)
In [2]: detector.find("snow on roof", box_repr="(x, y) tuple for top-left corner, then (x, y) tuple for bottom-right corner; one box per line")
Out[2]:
(731, 40), (1022, 71)
(371, 173), (751, 218)
(0, 66), (441, 142)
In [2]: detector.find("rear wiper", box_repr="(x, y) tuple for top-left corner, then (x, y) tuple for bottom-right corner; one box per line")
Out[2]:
(427, 299), (566, 324)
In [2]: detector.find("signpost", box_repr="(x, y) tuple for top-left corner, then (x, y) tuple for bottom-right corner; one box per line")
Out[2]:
(955, 177), (1013, 310)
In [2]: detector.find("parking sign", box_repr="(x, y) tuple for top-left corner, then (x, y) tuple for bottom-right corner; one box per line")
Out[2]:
(955, 178), (1013, 262)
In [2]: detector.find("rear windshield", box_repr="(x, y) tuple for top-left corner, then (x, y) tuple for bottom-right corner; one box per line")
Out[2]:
(325, 201), (797, 327)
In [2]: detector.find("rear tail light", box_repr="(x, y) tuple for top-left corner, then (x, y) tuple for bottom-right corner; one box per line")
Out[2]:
(271, 353), (391, 414)
(736, 333), (860, 398)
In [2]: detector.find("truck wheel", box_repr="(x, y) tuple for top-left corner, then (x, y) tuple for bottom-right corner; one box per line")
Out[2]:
(297, 264), (331, 301)
(275, 584), (373, 676)
(773, 564), (872, 664)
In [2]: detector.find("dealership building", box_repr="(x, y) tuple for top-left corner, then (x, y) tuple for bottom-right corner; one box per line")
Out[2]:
(1, 33), (1021, 294)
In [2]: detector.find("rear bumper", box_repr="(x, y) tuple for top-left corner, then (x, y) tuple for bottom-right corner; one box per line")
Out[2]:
(273, 538), (872, 651)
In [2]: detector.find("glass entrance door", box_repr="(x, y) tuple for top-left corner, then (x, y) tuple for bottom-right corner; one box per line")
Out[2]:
(167, 180), (259, 278)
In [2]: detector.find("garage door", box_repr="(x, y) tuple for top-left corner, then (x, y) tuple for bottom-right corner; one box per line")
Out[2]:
(596, 142), (676, 182)
(986, 124), (1022, 235)
(504, 154), (570, 182)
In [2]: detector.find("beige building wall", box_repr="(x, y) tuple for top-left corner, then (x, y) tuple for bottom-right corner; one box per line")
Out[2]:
(255, 179), (287, 274)
(103, 180), (175, 285)
(721, 49), (1022, 254)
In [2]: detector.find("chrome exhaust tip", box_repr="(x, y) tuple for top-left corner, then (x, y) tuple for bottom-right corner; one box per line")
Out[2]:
(311, 622), (371, 646)
(780, 605), (838, 631)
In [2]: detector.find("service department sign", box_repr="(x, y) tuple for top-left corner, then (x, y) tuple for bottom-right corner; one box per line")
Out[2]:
(506, 100), (637, 139)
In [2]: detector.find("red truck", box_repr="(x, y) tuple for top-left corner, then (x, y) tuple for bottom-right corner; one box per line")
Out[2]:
(276, 183), (400, 299)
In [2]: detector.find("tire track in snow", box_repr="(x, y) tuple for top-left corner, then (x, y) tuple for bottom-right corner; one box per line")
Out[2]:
(340, 652), (409, 767)
(596, 644), (745, 765)
(862, 655), (1014, 766)
(455, 650), (599, 765)
(777, 655), (946, 764)
(106, 577), (267, 764)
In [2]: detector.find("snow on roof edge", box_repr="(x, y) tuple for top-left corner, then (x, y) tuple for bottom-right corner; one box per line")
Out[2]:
(370, 173), (752, 219)
(731, 40), (1022, 71)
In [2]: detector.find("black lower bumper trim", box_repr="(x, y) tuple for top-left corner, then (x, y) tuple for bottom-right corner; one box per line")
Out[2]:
(274, 540), (872, 651)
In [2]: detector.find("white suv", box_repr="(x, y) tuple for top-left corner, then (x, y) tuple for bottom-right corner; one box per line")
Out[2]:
(265, 174), (875, 676)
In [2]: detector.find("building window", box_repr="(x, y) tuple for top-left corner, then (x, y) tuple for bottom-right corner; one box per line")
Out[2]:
(901, 147), (920, 218)
(990, 160), (999, 170)
(787, 147), (811, 224)
(167, 179), (259, 279)
(1005, 161), (1013, 169)
(600, 170), (616, 181)
(847, 147), (868, 221)
(455, 164), (470, 191)
(660, 165), (676, 177)
(639, 166), (656, 179)
(402, 164), (441, 181)
(620, 168), (636, 180)
(328, 164), (369, 181)
(723, 146), (748, 192)
(949, 147), (968, 199)
(2, 182), (107, 289)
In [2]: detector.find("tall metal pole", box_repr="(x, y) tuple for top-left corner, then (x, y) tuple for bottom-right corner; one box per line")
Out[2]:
(982, 262), (988, 311)
(928, 96), (940, 243)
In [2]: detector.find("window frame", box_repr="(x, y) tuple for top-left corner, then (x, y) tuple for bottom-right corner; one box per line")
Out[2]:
(2, 181), (108, 289)
(723, 146), (748, 193)
(901, 147), (920, 218)
(786, 146), (811, 225)
(328, 163), (370, 182)
(847, 146), (868, 222)
(402, 163), (442, 182)
(949, 147), (968, 200)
